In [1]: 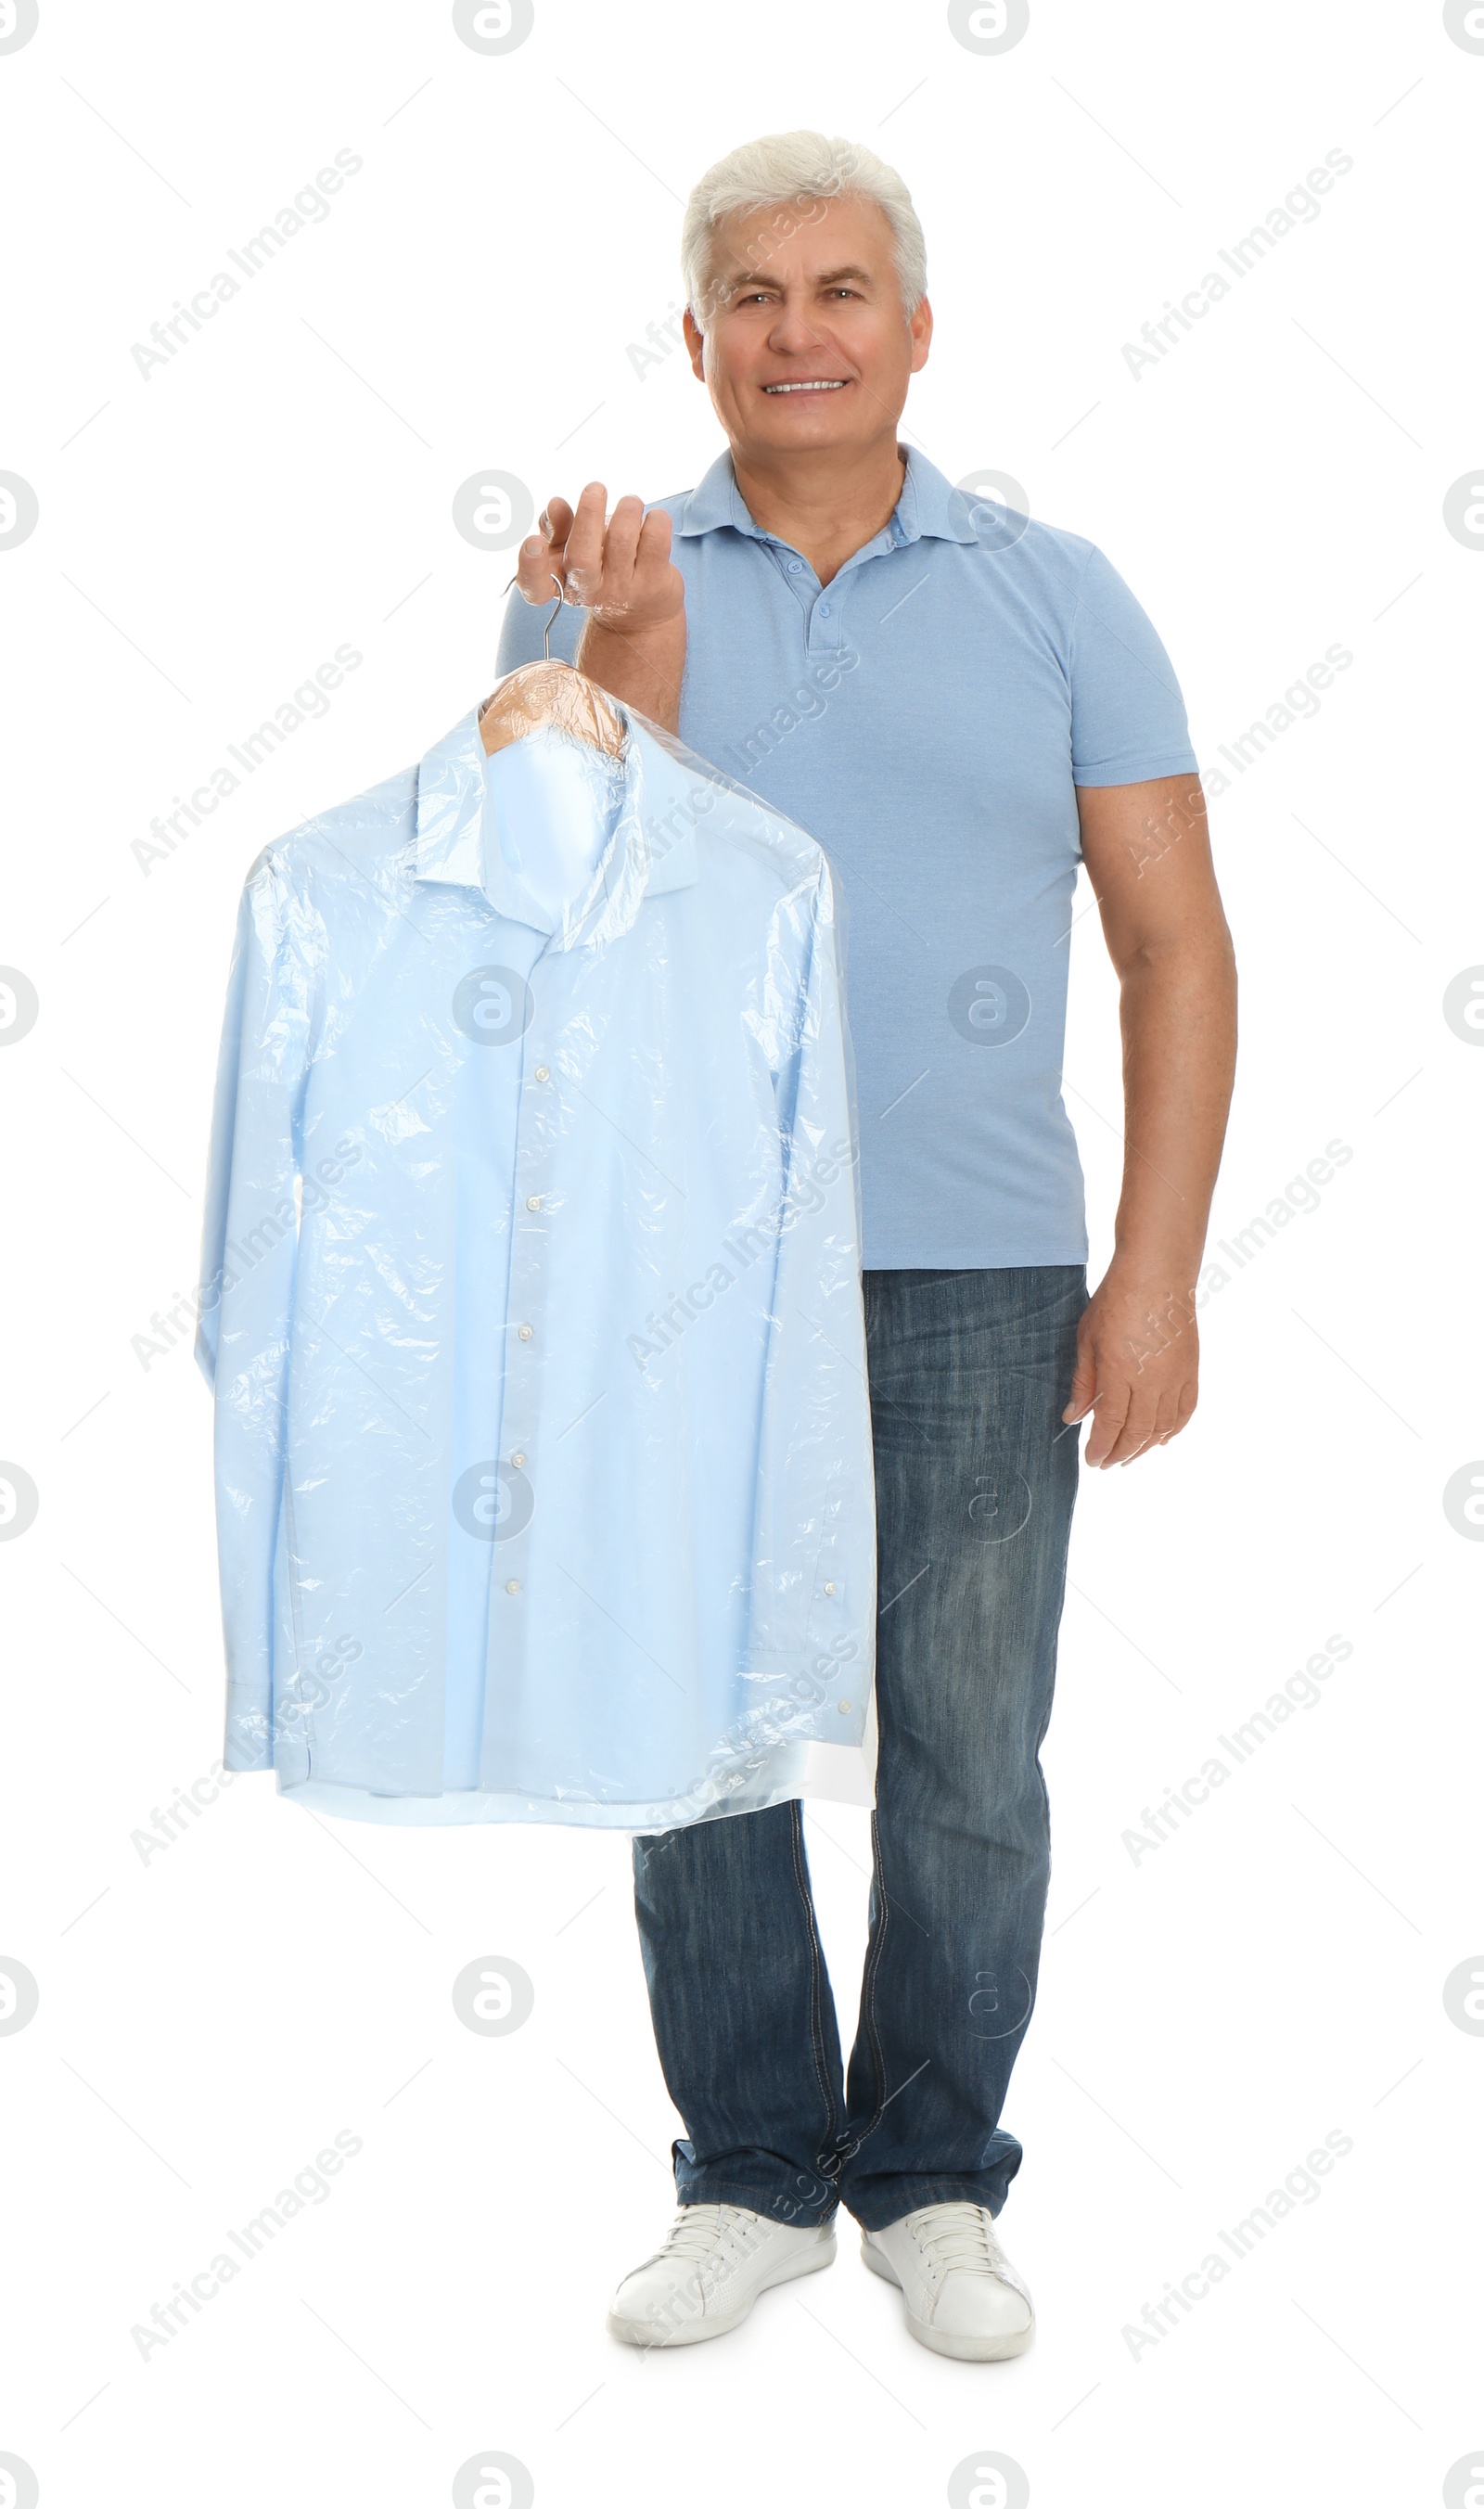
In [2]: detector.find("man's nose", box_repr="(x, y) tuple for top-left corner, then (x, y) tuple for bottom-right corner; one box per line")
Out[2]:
(766, 302), (831, 353)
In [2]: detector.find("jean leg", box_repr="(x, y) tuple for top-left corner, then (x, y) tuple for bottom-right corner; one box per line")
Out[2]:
(837, 1264), (1086, 2232)
(630, 1797), (845, 2224)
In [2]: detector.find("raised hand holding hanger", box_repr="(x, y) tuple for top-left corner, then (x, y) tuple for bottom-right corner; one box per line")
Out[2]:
(479, 481), (687, 754)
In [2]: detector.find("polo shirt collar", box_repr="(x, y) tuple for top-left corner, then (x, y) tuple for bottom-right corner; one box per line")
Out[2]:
(672, 448), (747, 537)
(672, 443), (980, 547)
(413, 699), (703, 946)
(895, 446), (982, 545)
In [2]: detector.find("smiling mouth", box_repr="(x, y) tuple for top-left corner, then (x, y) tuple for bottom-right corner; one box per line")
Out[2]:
(761, 378), (849, 393)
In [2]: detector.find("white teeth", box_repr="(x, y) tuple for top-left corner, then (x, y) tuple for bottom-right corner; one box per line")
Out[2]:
(762, 379), (847, 392)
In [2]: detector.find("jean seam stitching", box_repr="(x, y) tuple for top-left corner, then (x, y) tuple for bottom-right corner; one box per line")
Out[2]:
(843, 1809), (892, 2176)
(788, 1801), (839, 2173)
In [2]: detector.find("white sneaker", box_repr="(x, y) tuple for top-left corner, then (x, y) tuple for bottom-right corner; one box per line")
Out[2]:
(862, 2202), (1035, 2361)
(607, 2203), (836, 2349)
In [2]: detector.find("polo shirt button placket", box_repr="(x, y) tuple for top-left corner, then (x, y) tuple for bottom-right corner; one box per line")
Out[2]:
(808, 586), (843, 658)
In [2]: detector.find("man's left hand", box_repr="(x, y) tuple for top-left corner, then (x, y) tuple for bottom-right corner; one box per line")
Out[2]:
(1062, 1261), (1200, 1467)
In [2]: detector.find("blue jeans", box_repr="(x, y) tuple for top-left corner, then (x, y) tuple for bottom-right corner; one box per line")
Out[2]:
(631, 1264), (1087, 2234)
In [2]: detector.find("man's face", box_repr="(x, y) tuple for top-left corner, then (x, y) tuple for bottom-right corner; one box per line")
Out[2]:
(684, 192), (931, 461)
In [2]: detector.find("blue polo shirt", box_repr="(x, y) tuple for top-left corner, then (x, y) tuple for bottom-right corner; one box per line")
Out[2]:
(495, 447), (1198, 1269)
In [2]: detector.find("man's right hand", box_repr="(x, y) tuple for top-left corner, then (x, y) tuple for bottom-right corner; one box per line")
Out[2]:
(514, 481), (687, 732)
(516, 483), (685, 634)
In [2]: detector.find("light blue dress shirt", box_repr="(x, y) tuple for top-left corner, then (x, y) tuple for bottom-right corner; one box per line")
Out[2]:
(196, 700), (876, 1829)
(497, 447), (1200, 1269)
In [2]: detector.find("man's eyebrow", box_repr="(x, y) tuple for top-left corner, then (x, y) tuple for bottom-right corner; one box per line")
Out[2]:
(722, 262), (880, 291)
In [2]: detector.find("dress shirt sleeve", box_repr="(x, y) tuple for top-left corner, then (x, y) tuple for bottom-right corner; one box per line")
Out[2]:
(744, 856), (875, 1688)
(195, 850), (315, 1771)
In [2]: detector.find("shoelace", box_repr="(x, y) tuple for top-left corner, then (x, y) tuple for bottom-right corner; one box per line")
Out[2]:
(909, 2202), (1009, 2274)
(653, 2203), (764, 2262)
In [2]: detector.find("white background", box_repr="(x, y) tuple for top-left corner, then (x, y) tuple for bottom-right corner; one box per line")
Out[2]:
(1, 2), (1479, 2503)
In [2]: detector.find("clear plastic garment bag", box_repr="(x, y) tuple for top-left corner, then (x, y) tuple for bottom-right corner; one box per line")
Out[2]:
(197, 596), (877, 1831)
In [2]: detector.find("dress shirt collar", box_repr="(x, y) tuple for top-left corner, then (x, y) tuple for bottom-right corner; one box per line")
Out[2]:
(672, 443), (981, 548)
(414, 697), (705, 946)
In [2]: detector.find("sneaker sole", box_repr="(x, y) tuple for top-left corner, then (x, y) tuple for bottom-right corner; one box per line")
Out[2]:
(607, 2230), (836, 2349)
(861, 2234), (1035, 2362)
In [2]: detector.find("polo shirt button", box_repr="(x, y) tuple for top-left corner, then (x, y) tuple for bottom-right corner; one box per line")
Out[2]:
(819, 603), (831, 616)
(505, 1579), (521, 1595)
(838, 1699), (852, 1713)
(787, 559), (803, 573)
(510, 1450), (526, 1468)
(518, 1324), (533, 1340)
(824, 1581), (836, 1595)
(526, 1195), (542, 1210)
(533, 1065), (550, 1082)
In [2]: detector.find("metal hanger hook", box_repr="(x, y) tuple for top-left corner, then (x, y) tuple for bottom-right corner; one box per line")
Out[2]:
(499, 569), (567, 663)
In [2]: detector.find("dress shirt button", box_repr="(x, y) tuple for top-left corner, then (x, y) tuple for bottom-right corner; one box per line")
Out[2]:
(838, 1699), (852, 1713)
(533, 1065), (550, 1082)
(517, 1324), (533, 1341)
(505, 1578), (521, 1595)
(526, 1195), (542, 1211)
(824, 1581), (836, 1595)
(510, 1450), (526, 1469)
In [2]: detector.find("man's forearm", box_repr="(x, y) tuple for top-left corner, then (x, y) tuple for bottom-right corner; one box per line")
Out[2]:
(574, 611), (686, 734)
(1111, 926), (1237, 1286)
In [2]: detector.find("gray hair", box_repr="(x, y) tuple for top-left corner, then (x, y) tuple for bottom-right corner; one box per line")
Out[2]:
(681, 130), (928, 326)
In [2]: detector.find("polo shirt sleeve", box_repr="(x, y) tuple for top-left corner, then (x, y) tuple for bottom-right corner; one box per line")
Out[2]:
(1068, 544), (1199, 787)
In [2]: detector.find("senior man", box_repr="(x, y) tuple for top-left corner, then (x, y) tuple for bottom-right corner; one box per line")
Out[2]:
(498, 130), (1236, 2362)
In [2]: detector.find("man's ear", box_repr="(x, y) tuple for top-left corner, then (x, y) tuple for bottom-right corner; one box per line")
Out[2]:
(683, 306), (706, 379)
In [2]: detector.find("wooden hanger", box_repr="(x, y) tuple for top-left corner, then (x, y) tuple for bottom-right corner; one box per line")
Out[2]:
(479, 573), (626, 761)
